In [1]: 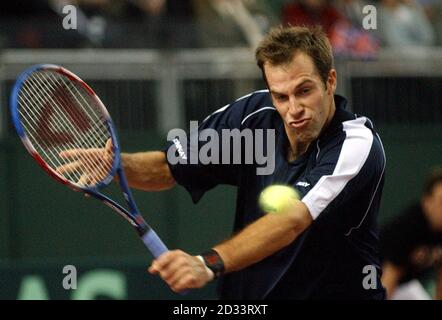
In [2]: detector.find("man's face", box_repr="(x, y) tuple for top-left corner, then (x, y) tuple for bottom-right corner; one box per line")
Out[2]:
(423, 182), (442, 231)
(264, 52), (336, 147)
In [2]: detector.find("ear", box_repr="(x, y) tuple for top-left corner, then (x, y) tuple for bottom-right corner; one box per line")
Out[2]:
(326, 69), (337, 95)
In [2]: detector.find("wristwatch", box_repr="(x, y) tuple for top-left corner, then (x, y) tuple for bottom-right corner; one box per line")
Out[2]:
(201, 249), (225, 279)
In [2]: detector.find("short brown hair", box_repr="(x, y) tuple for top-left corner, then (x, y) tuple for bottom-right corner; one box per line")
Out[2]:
(255, 25), (333, 87)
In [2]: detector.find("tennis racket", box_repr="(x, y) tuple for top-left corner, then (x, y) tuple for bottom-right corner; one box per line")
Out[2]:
(9, 64), (169, 259)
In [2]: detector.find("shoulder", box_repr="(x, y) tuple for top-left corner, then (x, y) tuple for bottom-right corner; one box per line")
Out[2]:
(201, 89), (276, 128)
(343, 116), (384, 155)
(344, 116), (386, 179)
(232, 89), (277, 128)
(316, 113), (386, 186)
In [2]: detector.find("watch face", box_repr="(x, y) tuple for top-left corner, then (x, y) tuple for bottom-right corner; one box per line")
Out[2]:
(206, 253), (219, 265)
(202, 250), (225, 278)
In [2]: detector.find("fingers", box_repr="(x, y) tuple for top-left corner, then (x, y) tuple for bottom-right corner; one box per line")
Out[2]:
(56, 160), (82, 175)
(168, 266), (197, 292)
(148, 251), (174, 275)
(78, 173), (91, 186)
(90, 175), (101, 186)
(78, 170), (108, 186)
(57, 141), (113, 185)
(105, 138), (113, 153)
(101, 157), (113, 174)
(174, 274), (199, 293)
(63, 149), (101, 160)
(58, 138), (113, 166)
(59, 149), (85, 159)
(105, 139), (114, 165)
(156, 257), (187, 286)
(148, 250), (211, 293)
(57, 161), (107, 186)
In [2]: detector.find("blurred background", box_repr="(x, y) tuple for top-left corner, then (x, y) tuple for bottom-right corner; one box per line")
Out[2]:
(0, 0), (441, 299)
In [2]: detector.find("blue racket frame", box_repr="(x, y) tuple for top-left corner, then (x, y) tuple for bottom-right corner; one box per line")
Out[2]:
(10, 64), (169, 259)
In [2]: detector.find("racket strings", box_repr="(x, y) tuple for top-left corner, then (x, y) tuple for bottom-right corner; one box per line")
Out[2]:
(62, 77), (109, 134)
(22, 76), (93, 154)
(39, 72), (109, 146)
(48, 73), (110, 141)
(19, 77), (108, 186)
(19, 83), (100, 184)
(19, 79), (82, 168)
(30, 72), (112, 183)
(22, 73), (112, 186)
(20, 75), (101, 174)
(18, 93), (67, 168)
(48, 74), (113, 183)
(33, 72), (109, 160)
(18, 70), (114, 187)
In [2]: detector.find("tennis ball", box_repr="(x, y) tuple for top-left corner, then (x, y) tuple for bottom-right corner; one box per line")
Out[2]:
(259, 185), (300, 214)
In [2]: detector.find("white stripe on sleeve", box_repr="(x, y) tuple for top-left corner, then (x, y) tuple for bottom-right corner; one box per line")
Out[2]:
(240, 106), (276, 125)
(302, 117), (374, 220)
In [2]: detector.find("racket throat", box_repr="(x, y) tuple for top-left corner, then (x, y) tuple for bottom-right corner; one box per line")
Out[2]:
(134, 218), (151, 237)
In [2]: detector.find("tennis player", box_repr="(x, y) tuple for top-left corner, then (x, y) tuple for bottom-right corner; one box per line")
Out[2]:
(77, 26), (387, 299)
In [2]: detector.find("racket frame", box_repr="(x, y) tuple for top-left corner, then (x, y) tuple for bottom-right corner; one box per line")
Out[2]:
(10, 64), (168, 258)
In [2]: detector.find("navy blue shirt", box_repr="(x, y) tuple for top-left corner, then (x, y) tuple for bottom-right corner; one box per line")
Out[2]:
(166, 90), (386, 299)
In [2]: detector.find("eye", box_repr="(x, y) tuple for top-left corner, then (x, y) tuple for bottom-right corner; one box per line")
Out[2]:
(298, 87), (311, 95)
(273, 94), (288, 102)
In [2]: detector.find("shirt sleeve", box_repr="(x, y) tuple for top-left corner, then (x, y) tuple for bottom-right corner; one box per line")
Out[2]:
(298, 117), (385, 221)
(164, 99), (250, 203)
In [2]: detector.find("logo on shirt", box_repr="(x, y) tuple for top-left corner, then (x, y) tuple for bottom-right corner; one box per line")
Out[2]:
(173, 138), (187, 160)
(166, 121), (276, 175)
(296, 181), (310, 187)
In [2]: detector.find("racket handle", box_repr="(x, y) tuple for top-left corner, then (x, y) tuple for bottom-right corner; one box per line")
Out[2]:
(142, 229), (189, 296)
(141, 229), (168, 259)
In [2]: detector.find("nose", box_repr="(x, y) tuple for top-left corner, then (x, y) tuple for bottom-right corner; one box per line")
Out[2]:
(287, 96), (303, 118)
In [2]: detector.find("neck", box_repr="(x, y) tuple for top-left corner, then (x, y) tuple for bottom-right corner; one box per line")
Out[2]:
(322, 98), (336, 135)
(286, 139), (309, 161)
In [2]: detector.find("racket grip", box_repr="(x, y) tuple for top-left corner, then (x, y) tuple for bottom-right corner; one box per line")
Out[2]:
(141, 229), (189, 295)
(141, 229), (168, 259)
(142, 229), (189, 296)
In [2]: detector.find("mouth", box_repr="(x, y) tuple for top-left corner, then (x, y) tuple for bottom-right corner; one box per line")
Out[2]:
(289, 118), (311, 129)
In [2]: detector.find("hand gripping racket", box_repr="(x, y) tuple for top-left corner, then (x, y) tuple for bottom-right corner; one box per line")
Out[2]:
(10, 64), (169, 259)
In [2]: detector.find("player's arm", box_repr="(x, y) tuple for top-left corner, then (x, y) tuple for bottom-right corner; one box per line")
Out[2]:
(149, 200), (312, 292)
(381, 261), (404, 299)
(57, 139), (175, 191)
(213, 200), (311, 272)
(121, 151), (175, 191)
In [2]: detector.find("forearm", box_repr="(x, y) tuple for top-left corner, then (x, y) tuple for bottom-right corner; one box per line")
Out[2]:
(214, 201), (312, 273)
(149, 200), (312, 292)
(121, 151), (175, 191)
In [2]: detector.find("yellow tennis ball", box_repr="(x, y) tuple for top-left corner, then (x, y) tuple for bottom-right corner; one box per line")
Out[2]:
(259, 185), (300, 213)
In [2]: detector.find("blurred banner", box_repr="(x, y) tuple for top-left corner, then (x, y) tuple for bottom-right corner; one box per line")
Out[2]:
(0, 259), (217, 300)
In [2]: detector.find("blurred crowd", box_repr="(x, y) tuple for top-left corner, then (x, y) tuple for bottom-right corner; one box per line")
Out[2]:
(0, 0), (441, 57)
